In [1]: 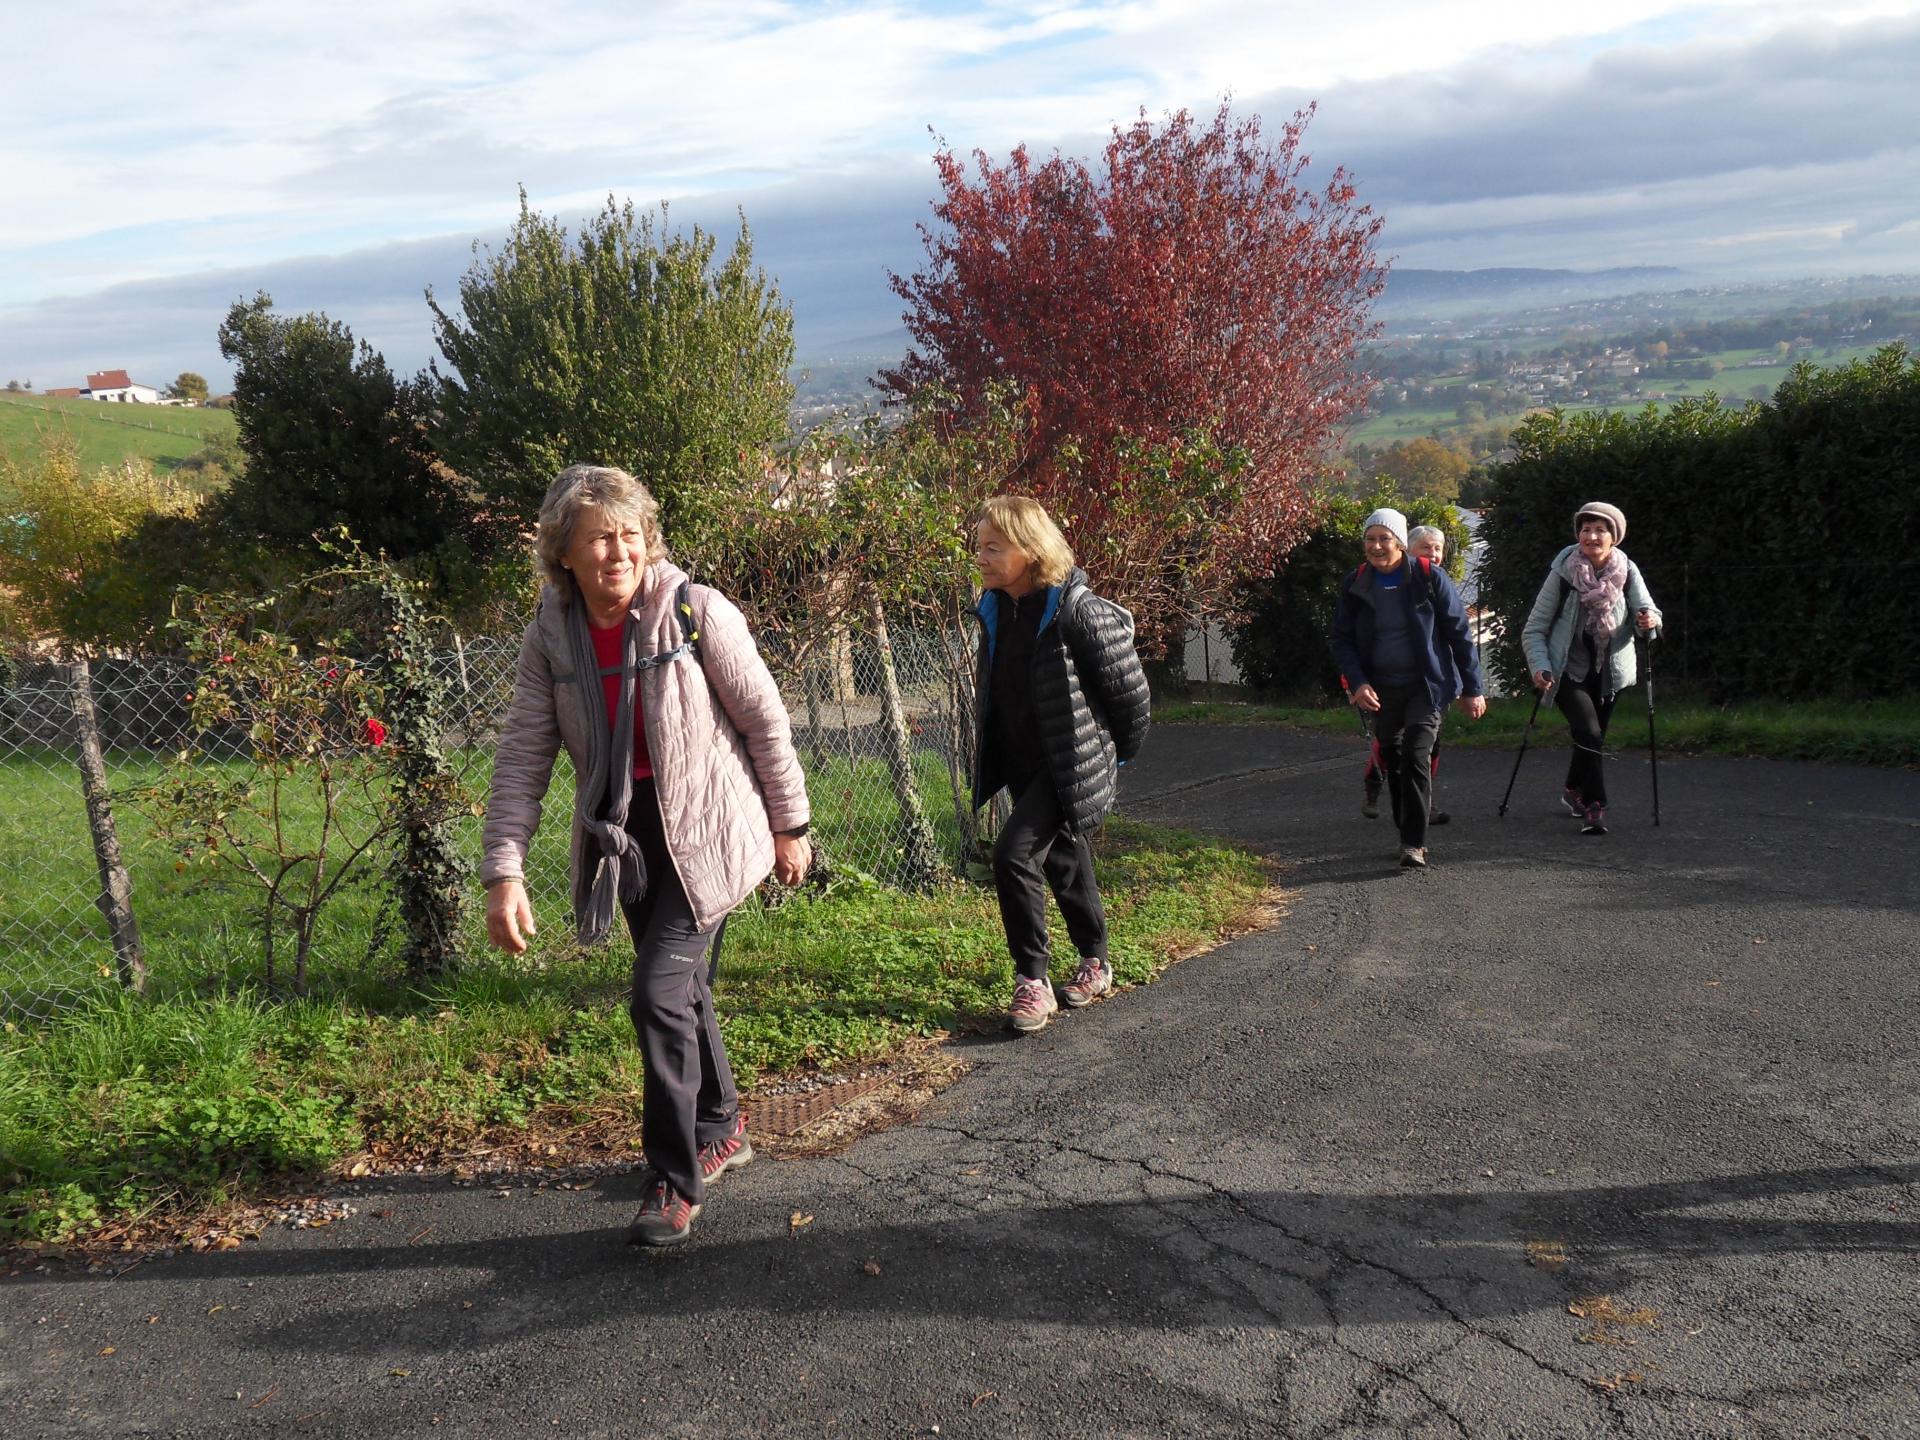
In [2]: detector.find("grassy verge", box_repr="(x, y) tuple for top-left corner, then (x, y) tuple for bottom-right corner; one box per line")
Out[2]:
(0, 817), (1269, 1244)
(1155, 695), (1920, 768)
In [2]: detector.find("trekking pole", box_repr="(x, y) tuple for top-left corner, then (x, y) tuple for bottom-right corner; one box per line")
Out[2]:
(1497, 683), (1549, 818)
(1339, 675), (1374, 743)
(1641, 630), (1660, 827)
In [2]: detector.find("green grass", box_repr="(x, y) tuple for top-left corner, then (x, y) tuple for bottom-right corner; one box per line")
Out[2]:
(1155, 695), (1920, 768)
(0, 818), (1265, 1243)
(0, 743), (977, 1010)
(0, 392), (235, 475)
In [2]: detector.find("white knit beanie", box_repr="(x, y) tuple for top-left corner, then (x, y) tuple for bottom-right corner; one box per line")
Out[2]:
(1362, 508), (1409, 548)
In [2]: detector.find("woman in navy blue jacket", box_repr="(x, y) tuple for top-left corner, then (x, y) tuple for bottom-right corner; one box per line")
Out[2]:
(1329, 508), (1487, 869)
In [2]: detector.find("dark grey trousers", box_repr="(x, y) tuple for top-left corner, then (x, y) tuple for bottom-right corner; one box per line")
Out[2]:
(620, 781), (737, 1204)
(1374, 683), (1443, 849)
(991, 767), (1109, 983)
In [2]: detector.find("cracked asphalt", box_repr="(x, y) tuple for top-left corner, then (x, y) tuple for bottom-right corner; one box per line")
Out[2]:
(4, 724), (1917, 1438)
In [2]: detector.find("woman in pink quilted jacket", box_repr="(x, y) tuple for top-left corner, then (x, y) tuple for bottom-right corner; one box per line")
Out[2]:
(480, 465), (811, 1248)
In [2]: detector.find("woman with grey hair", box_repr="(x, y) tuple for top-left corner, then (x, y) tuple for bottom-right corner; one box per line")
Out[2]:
(481, 465), (812, 1246)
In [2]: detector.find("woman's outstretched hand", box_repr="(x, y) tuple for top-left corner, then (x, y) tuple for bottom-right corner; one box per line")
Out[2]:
(773, 832), (813, 887)
(1533, 669), (1554, 693)
(486, 879), (536, 954)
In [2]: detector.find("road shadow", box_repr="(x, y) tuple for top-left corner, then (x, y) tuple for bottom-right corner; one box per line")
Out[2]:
(30, 1160), (1915, 1358)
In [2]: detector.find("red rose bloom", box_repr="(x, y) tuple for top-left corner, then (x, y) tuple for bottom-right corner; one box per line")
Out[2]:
(363, 717), (388, 747)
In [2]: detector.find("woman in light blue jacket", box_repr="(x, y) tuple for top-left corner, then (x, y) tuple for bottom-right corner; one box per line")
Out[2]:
(1520, 501), (1660, 835)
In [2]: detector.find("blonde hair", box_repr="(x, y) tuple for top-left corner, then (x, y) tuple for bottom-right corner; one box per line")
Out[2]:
(534, 465), (667, 593)
(974, 495), (1075, 588)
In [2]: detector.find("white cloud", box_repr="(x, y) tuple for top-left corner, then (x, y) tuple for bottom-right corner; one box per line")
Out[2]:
(4, 0), (1918, 385)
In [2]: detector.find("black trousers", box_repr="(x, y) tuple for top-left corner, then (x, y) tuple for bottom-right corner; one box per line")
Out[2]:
(1557, 668), (1617, 807)
(620, 779), (737, 1204)
(1374, 683), (1442, 848)
(991, 767), (1109, 983)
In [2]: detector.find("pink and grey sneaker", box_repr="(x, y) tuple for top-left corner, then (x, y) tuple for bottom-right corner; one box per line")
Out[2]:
(1007, 976), (1059, 1033)
(1562, 787), (1586, 818)
(1581, 803), (1609, 836)
(699, 1113), (754, 1186)
(1058, 957), (1113, 1009)
(628, 1169), (701, 1248)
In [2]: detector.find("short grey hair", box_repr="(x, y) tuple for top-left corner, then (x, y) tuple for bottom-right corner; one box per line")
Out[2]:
(534, 465), (667, 593)
(1407, 525), (1447, 557)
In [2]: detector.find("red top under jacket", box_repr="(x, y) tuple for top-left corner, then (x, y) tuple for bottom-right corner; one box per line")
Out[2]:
(589, 621), (654, 780)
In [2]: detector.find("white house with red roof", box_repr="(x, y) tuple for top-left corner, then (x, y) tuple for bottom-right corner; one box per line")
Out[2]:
(82, 369), (162, 403)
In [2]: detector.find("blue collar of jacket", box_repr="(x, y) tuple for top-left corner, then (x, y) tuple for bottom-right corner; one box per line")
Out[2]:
(976, 575), (1078, 661)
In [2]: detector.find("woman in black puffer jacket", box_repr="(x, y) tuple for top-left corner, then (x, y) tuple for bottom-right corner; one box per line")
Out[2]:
(970, 496), (1151, 1034)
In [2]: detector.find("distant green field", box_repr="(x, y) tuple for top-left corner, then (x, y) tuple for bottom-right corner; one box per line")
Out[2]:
(1347, 344), (1901, 452)
(0, 392), (235, 474)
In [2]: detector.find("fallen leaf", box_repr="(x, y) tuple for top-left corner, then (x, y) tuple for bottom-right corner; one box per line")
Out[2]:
(1525, 1239), (1568, 1271)
(1752, 936), (1766, 945)
(1570, 1294), (1660, 1346)
(1705, 980), (1722, 987)
(862, 1261), (882, 1276)
(207, 1304), (225, 1315)
(1592, 1371), (1646, 1391)
(99, 1346), (116, 1356)
(348, 1160), (371, 1179)
(972, 1391), (998, 1408)
(146, 1315), (159, 1325)
(789, 1211), (815, 1232)
(461, 1301), (474, 1311)
(215, 1236), (242, 1251)
(390, 1368), (411, 1378)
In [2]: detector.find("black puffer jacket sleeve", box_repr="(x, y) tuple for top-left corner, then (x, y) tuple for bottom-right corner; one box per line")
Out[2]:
(1066, 592), (1151, 763)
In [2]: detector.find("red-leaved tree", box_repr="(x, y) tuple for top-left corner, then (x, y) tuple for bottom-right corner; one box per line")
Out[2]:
(882, 102), (1386, 651)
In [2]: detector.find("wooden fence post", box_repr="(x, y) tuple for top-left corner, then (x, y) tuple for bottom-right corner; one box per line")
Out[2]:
(65, 659), (146, 993)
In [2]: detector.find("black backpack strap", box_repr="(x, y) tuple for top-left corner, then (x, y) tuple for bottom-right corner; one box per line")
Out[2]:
(632, 581), (703, 673)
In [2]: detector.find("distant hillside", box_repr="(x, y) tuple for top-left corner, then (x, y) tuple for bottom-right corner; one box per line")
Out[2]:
(1377, 267), (1690, 316)
(0, 392), (235, 474)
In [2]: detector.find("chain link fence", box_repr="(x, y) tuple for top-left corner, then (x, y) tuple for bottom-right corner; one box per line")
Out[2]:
(0, 620), (980, 1023)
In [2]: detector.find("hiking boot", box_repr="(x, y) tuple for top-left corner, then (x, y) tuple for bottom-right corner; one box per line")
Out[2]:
(1362, 771), (1382, 819)
(628, 1170), (700, 1248)
(1428, 808), (1451, 826)
(1399, 846), (1428, 869)
(1562, 787), (1585, 818)
(1581, 803), (1609, 836)
(1059, 957), (1113, 1009)
(1007, 976), (1058, 1033)
(698, 1113), (753, 1186)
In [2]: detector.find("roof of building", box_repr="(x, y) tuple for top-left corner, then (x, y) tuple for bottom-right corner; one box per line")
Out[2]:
(85, 370), (135, 390)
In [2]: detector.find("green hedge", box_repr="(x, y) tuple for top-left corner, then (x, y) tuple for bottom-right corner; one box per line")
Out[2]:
(1229, 485), (1468, 699)
(1477, 345), (1920, 700)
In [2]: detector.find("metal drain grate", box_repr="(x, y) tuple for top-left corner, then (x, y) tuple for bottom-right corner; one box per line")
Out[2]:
(749, 1074), (892, 1136)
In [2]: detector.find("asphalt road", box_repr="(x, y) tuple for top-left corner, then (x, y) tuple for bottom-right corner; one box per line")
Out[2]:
(4, 725), (1917, 1438)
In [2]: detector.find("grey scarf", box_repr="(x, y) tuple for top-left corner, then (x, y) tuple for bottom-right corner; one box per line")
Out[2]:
(566, 589), (648, 944)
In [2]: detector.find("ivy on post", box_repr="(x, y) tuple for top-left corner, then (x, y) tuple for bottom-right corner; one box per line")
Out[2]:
(346, 539), (470, 981)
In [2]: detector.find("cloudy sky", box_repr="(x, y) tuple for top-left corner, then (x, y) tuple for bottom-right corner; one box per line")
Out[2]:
(4, 0), (1917, 390)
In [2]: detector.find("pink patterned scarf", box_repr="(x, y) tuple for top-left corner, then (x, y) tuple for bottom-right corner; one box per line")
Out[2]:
(1571, 549), (1628, 652)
